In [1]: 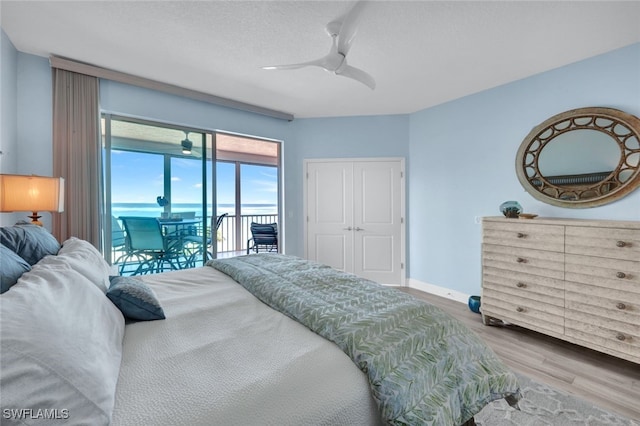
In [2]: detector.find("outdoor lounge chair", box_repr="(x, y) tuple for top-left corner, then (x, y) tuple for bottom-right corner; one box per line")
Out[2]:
(247, 222), (278, 254)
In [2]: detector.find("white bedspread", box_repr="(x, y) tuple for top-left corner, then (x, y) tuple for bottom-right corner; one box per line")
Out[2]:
(111, 267), (381, 426)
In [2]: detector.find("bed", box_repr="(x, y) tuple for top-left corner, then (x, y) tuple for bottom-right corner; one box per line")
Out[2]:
(1, 224), (520, 426)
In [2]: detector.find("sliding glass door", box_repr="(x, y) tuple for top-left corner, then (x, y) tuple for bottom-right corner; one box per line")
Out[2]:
(103, 116), (212, 274)
(102, 115), (281, 274)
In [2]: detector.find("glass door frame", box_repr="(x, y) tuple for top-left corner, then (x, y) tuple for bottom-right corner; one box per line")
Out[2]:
(102, 114), (283, 264)
(102, 114), (213, 266)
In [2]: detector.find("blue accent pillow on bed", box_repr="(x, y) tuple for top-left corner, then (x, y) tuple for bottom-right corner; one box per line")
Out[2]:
(107, 276), (166, 321)
(0, 243), (31, 293)
(0, 224), (60, 265)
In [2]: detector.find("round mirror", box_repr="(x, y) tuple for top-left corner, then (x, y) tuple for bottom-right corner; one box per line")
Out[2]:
(516, 107), (640, 208)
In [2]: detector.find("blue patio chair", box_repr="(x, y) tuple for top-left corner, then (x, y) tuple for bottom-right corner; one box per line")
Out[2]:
(119, 216), (184, 275)
(247, 222), (278, 254)
(206, 213), (229, 259)
(214, 213), (228, 234)
(111, 216), (127, 265)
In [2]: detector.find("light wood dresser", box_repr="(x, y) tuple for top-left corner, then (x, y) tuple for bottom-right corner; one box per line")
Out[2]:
(481, 216), (640, 364)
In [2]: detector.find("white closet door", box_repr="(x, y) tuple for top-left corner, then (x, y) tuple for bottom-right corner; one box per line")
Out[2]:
(306, 161), (354, 273)
(353, 160), (403, 285)
(305, 158), (405, 285)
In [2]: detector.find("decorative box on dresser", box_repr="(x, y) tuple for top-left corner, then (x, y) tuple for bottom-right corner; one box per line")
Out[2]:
(481, 217), (640, 364)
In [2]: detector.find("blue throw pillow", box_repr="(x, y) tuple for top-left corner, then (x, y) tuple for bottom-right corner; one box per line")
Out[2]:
(0, 243), (31, 293)
(0, 225), (60, 265)
(107, 276), (165, 321)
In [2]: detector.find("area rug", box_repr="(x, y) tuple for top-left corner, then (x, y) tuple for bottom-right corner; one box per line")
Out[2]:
(475, 372), (639, 425)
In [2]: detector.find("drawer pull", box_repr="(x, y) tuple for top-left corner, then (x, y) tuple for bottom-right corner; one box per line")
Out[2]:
(616, 303), (627, 310)
(616, 272), (627, 279)
(516, 232), (526, 238)
(516, 282), (526, 288)
(516, 257), (527, 263)
(616, 333), (627, 341)
(516, 306), (525, 313)
(616, 240), (627, 247)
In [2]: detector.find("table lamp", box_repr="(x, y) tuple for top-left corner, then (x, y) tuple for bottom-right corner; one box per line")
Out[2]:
(0, 174), (65, 226)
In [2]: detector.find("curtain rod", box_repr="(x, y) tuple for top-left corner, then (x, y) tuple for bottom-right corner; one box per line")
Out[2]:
(49, 56), (294, 122)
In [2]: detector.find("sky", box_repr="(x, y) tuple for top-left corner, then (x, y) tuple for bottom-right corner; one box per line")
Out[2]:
(110, 150), (278, 206)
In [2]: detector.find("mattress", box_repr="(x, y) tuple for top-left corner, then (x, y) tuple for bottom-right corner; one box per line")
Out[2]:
(110, 266), (381, 426)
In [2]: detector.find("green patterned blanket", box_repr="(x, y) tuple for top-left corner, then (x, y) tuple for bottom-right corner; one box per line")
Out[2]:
(207, 254), (520, 425)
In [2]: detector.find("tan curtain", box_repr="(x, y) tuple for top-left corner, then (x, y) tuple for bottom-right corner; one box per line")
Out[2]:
(52, 69), (103, 247)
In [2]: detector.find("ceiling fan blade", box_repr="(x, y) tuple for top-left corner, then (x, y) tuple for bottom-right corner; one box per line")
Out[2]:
(335, 1), (369, 56)
(263, 1), (374, 87)
(262, 57), (326, 71)
(336, 64), (376, 90)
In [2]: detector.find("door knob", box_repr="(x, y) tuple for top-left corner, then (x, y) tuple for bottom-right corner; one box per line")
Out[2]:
(354, 227), (364, 231)
(343, 226), (353, 231)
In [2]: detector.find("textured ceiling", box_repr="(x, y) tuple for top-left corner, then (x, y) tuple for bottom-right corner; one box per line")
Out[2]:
(2, 1), (639, 119)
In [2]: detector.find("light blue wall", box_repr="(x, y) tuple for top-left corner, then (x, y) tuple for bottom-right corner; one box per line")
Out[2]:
(17, 54), (52, 176)
(2, 49), (59, 228)
(408, 43), (640, 296)
(1, 31), (53, 226)
(1, 30), (17, 175)
(100, 81), (291, 143)
(0, 30), (18, 226)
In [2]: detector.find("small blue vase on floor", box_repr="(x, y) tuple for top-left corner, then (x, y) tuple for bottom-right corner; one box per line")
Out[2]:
(468, 295), (481, 314)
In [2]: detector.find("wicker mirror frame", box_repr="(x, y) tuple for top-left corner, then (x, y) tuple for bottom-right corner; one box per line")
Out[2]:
(516, 107), (640, 208)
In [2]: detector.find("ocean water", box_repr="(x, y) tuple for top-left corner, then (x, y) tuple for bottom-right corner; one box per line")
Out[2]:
(112, 203), (277, 219)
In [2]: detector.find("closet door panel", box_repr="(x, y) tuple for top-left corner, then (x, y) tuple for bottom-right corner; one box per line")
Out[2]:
(353, 161), (403, 285)
(306, 161), (354, 272)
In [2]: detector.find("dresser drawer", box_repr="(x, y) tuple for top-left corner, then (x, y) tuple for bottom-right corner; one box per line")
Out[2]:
(483, 220), (564, 252)
(565, 316), (640, 363)
(483, 244), (564, 280)
(565, 253), (640, 288)
(565, 281), (640, 321)
(483, 267), (564, 304)
(566, 226), (640, 261)
(481, 288), (564, 336)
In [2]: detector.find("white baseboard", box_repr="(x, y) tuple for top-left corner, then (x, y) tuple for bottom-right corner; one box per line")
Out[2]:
(407, 278), (470, 305)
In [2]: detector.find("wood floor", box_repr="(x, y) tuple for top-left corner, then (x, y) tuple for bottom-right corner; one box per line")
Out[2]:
(398, 288), (640, 421)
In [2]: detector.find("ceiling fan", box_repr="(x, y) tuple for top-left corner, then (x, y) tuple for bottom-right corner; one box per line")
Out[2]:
(262, 1), (375, 90)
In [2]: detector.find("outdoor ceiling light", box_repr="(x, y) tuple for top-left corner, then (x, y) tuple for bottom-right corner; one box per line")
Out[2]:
(181, 132), (193, 155)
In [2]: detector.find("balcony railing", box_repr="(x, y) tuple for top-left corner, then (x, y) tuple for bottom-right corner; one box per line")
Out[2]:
(111, 214), (278, 269)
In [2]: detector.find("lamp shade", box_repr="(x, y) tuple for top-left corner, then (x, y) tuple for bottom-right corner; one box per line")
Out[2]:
(0, 174), (65, 213)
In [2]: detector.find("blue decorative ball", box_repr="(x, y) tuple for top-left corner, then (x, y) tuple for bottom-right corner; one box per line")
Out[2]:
(468, 295), (481, 314)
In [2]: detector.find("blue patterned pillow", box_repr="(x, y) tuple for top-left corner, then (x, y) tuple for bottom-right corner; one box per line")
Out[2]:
(107, 276), (165, 321)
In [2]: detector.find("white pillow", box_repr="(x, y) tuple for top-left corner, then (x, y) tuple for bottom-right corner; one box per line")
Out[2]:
(0, 263), (125, 425)
(39, 237), (112, 293)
